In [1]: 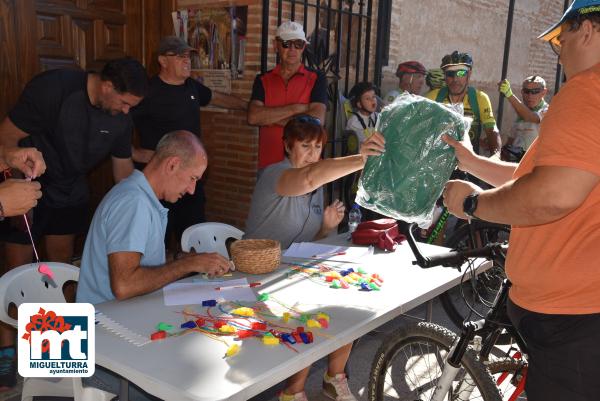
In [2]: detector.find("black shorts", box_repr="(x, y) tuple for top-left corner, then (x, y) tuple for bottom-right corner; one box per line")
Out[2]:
(507, 298), (600, 401)
(0, 202), (89, 244)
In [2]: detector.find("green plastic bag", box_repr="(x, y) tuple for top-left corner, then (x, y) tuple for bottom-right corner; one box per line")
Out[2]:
(356, 93), (470, 227)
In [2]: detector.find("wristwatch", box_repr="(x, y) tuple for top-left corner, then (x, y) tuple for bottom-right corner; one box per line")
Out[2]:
(463, 193), (480, 219)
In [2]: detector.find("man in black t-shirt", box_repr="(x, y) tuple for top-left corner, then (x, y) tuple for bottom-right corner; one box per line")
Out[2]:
(132, 36), (247, 248)
(0, 57), (147, 389)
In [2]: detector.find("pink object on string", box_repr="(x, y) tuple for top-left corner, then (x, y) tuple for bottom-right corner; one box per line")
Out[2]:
(38, 263), (54, 280)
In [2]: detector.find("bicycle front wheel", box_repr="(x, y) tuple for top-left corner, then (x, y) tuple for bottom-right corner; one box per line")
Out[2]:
(368, 322), (502, 401)
(488, 357), (527, 400)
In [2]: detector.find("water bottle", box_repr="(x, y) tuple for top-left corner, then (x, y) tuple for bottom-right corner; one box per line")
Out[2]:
(348, 204), (362, 234)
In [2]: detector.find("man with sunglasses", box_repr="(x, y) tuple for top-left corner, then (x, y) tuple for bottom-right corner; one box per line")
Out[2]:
(426, 51), (501, 157)
(442, 1), (600, 399)
(132, 36), (247, 250)
(248, 21), (327, 169)
(498, 75), (549, 159)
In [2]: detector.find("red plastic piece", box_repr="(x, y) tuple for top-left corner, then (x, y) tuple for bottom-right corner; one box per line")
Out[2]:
(325, 276), (334, 282)
(150, 331), (167, 341)
(251, 322), (267, 331)
(214, 321), (226, 329)
(317, 318), (329, 328)
(236, 330), (255, 339)
(195, 318), (205, 327)
(292, 332), (302, 343)
(306, 331), (314, 343)
(296, 326), (304, 333)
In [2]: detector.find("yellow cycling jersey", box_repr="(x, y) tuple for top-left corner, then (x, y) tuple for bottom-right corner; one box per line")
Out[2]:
(425, 87), (496, 144)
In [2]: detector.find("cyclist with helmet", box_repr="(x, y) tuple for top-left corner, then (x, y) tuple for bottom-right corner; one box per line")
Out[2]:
(384, 60), (427, 104)
(426, 51), (501, 157)
(346, 82), (379, 144)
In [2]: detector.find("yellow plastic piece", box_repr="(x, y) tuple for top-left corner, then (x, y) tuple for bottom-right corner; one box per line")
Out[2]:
(282, 312), (291, 323)
(232, 307), (255, 317)
(225, 343), (240, 358)
(306, 319), (322, 328)
(262, 336), (280, 345)
(317, 312), (330, 322)
(327, 271), (342, 279)
(219, 324), (237, 333)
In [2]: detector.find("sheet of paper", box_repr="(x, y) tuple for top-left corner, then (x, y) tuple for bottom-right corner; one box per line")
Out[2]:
(163, 278), (257, 306)
(282, 242), (373, 262)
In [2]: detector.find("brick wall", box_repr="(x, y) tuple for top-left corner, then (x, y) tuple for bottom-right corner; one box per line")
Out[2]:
(383, 0), (565, 133)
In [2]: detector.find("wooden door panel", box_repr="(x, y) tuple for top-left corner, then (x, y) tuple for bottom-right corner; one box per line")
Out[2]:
(88, 0), (124, 13)
(93, 19), (126, 60)
(36, 12), (73, 59)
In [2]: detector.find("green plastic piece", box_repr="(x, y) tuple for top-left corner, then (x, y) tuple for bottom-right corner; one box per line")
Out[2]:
(258, 293), (270, 301)
(156, 322), (173, 332)
(369, 282), (380, 291)
(356, 93), (468, 226)
(330, 280), (341, 289)
(263, 332), (274, 337)
(357, 267), (367, 274)
(300, 314), (309, 323)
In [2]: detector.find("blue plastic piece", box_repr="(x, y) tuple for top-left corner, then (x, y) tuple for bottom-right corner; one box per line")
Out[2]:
(281, 333), (296, 344)
(360, 282), (371, 291)
(202, 299), (217, 307)
(180, 321), (197, 329)
(299, 332), (310, 344)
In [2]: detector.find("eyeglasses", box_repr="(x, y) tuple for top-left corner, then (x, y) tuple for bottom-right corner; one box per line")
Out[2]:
(278, 39), (306, 50)
(522, 87), (544, 95)
(294, 115), (321, 126)
(549, 19), (582, 56)
(549, 35), (561, 56)
(164, 52), (191, 59)
(444, 69), (469, 78)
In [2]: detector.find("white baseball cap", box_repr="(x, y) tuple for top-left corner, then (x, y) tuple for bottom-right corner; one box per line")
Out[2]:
(276, 21), (309, 43)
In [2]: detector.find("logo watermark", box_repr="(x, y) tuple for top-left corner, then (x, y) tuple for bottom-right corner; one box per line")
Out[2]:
(18, 303), (95, 377)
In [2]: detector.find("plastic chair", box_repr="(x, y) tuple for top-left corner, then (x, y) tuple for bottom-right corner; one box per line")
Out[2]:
(0, 262), (115, 401)
(181, 222), (244, 258)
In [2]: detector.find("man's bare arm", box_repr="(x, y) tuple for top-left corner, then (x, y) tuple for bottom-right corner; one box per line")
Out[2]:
(247, 100), (308, 126)
(0, 118), (29, 148)
(507, 96), (542, 123)
(109, 251), (231, 300)
(210, 91), (248, 110)
(111, 157), (134, 183)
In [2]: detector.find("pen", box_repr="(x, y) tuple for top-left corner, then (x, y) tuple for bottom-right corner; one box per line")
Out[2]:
(215, 282), (262, 290)
(312, 251), (346, 258)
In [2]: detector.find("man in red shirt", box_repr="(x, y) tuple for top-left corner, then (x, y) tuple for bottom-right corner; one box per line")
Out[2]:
(248, 21), (328, 169)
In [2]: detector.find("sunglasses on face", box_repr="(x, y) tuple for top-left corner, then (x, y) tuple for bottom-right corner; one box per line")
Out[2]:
(278, 39), (306, 50)
(444, 69), (468, 78)
(164, 52), (191, 59)
(294, 115), (321, 126)
(522, 87), (544, 95)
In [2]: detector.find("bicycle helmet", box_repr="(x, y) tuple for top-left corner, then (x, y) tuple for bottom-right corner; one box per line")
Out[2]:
(395, 61), (427, 77)
(440, 51), (473, 70)
(348, 82), (378, 108)
(426, 68), (446, 90)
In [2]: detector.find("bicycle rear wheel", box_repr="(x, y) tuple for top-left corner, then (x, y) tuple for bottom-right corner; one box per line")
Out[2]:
(368, 322), (502, 401)
(440, 222), (510, 328)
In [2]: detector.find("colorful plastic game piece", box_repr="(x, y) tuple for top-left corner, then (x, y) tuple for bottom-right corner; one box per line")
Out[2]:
(225, 343), (240, 358)
(299, 332), (310, 344)
(306, 319), (321, 328)
(360, 282), (371, 291)
(317, 318), (329, 328)
(195, 318), (205, 327)
(180, 321), (197, 329)
(258, 293), (270, 302)
(251, 322), (267, 331)
(282, 312), (291, 323)
(369, 282), (380, 291)
(150, 331), (167, 341)
(262, 335), (279, 345)
(37, 263), (54, 280)
(156, 322), (173, 332)
(214, 321), (226, 329)
(231, 307), (254, 317)
(202, 299), (217, 307)
(219, 324), (236, 333)
(330, 280), (341, 289)
(236, 330), (255, 339)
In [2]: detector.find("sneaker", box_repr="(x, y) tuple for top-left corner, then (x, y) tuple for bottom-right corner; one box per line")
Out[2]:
(0, 347), (17, 390)
(322, 372), (357, 401)
(278, 390), (309, 401)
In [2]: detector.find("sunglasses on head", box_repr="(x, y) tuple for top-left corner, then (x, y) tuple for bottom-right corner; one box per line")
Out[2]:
(278, 39), (306, 49)
(522, 87), (544, 95)
(294, 115), (321, 126)
(444, 69), (469, 78)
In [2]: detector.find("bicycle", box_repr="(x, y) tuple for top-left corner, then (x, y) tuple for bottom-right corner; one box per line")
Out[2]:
(368, 224), (527, 401)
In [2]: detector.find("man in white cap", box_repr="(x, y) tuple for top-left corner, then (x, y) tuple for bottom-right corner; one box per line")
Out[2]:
(497, 75), (549, 159)
(247, 21), (327, 169)
(442, 1), (600, 399)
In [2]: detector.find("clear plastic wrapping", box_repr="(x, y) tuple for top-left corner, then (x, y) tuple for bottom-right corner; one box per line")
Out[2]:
(356, 93), (471, 227)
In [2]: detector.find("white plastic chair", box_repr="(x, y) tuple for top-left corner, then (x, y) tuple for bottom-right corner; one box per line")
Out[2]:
(181, 222), (244, 258)
(0, 262), (115, 401)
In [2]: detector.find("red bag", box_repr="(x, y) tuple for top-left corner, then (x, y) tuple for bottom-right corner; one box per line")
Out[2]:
(351, 218), (406, 251)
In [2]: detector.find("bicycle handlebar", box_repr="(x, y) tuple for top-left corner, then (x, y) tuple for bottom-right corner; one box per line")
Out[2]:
(406, 223), (505, 269)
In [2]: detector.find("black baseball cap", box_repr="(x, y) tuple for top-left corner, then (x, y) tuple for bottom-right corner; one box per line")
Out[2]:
(158, 36), (195, 55)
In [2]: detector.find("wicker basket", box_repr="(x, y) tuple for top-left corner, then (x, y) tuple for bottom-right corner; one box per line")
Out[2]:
(230, 239), (281, 274)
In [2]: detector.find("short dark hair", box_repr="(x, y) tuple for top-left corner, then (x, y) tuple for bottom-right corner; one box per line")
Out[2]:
(567, 11), (600, 33)
(283, 116), (328, 156)
(100, 57), (148, 97)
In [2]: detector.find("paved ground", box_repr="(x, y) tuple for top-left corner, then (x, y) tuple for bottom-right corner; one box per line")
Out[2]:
(0, 297), (459, 401)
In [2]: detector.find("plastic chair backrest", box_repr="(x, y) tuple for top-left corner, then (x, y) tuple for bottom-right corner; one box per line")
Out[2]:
(181, 222), (244, 258)
(0, 262), (79, 328)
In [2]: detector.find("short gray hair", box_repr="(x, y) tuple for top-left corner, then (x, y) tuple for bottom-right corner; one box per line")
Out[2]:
(154, 130), (206, 167)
